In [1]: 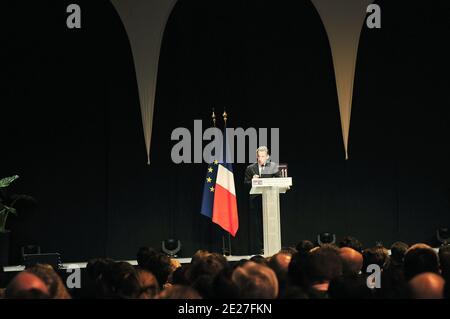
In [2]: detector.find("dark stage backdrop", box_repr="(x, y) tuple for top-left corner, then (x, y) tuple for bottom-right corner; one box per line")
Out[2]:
(2, 0), (450, 264)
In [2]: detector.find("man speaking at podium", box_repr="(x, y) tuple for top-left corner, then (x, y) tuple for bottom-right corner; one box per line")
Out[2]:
(244, 146), (281, 254)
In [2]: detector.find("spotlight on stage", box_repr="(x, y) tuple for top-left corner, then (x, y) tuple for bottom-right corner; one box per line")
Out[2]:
(162, 239), (181, 257)
(437, 227), (450, 246)
(21, 245), (41, 258)
(23, 252), (62, 270)
(317, 232), (336, 246)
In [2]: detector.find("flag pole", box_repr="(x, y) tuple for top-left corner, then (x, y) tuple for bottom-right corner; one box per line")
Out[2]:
(213, 107), (227, 255)
(215, 108), (228, 255)
(223, 108), (232, 256)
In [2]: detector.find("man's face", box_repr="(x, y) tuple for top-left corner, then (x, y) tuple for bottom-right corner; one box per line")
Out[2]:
(137, 271), (159, 299)
(257, 151), (269, 166)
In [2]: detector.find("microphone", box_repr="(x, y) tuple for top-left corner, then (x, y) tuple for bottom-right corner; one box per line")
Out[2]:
(261, 158), (271, 176)
(261, 159), (268, 175)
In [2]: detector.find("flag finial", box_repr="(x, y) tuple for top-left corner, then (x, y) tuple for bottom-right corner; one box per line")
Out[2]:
(212, 108), (216, 127)
(222, 109), (228, 126)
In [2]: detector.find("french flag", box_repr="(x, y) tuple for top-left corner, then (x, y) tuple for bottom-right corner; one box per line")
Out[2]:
(212, 161), (239, 237)
(200, 132), (239, 237)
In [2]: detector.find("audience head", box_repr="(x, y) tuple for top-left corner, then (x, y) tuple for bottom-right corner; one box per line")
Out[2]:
(136, 268), (159, 299)
(86, 257), (114, 281)
(268, 252), (292, 278)
(362, 247), (389, 272)
(211, 268), (240, 299)
(339, 247), (363, 276)
(390, 242), (409, 264)
(156, 285), (202, 299)
(303, 245), (343, 292)
(25, 264), (71, 299)
(339, 236), (363, 253)
(102, 261), (141, 298)
(328, 275), (373, 299)
(170, 265), (191, 286)
(404, 244), (440, 281)
(136, 247), (172, 288)
(5, 271), (50, 299)
(438, 245), (450, 280)
(296, 240), (315, 255)
(190, 249), (210, 264)
(188, 252), (227, 283)
(232, 261), (279, 298)
(408, 272), (445, 299)
(250, 255), (268, 266)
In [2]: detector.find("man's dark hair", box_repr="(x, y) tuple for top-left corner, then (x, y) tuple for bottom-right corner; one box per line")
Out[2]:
(404, 247), (440, 281)
(303, 246), (343, 285)
(444, 278), (450, 299)
(86, 257), (115, 281)
(80, 257), (115, 298)
(268, 252), (292, 296)
(390, 242), (409, 264)
(288, 251), (307, 288)
(328, 275), (373, 299)
(279, 284), (309, 299)
(192, 264), (238, 299)
(280, 247), (297, 255)
(137, 246), (157, 266)
(102, 261), (141, 299)
(438, 245), (450, 281)
(296, 240), (315, 255)
(362, 247), (389, 271)
(188, 252), (228, 283)
(339, 236), (363, 253)
(211, 267), (240, 299)
(136, 247), (172, 288)
(171, 265), (191, 286)
(379, 266), (409, 299)
(250, 255), (268, 265)
(191, 274), (215, 299)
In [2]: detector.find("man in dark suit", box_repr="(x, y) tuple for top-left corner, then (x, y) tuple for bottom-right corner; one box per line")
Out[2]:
(244, 146), (281, 255)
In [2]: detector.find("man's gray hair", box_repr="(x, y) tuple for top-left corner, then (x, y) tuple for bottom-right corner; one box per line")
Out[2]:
(256, 146), (269, 154)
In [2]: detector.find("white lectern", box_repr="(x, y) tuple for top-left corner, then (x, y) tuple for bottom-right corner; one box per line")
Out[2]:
(250, 177), (293, 256)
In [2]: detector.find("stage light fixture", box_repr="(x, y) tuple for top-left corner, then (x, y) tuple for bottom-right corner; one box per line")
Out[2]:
(437, 227), (450, 246)
(162, 239), (181, 257)
(317, 232), (336, 246)
(21, 245), (41, 258)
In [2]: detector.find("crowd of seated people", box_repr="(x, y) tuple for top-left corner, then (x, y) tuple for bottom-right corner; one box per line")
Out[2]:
(1, 238), (450, 299)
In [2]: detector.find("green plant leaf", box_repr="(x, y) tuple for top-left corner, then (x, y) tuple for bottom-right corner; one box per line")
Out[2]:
(0, 175), (19, 188)
(3, 205), (17, 215)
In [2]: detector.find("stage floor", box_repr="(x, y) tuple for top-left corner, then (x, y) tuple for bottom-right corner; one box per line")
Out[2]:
(2, 255), (255, 273)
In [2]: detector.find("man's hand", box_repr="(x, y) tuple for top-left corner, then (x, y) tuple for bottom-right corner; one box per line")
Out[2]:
(253, 175), (259, 179)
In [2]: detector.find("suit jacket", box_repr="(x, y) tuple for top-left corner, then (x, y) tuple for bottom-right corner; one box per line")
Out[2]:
(244, 161), (281, 184)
